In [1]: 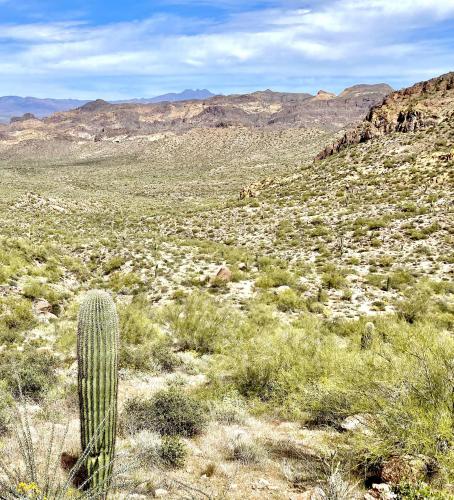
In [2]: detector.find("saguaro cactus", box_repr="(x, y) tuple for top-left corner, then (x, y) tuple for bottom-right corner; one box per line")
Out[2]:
(77, 290), (119, 495)
(360, 322), (375, 350)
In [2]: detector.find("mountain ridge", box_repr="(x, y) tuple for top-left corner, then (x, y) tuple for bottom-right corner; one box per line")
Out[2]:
(0, 83), (392, 143)
(0, 89), (217, 123)
(317, 72), (454, 159)
(0, 84), (392, 126)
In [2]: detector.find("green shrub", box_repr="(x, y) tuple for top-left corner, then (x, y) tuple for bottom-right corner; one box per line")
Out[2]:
(22, 279), (68, 306)
(119, 298), (178, 371)
(0, 296), (36, 333)
(396, 287), (431, 323)
(123, 387), (207, 437)
(158, 436), (187, 468)
(393, 482), (447, 499)
(274, 289), (305, 312)
(221, 317), (324, 403)
(255, 268), (296, 289)
(107, 271), (142, 293)
(321, 265), (347, 290)
(103, 256), (125, 274)
(388, 268), (415, 290)
(159, 292), (236, 354)
(0, 348), (59, 400)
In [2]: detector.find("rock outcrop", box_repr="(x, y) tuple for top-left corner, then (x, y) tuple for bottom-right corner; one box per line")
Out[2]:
(10, 112), (38, 123)
(317, 72), (454, 160)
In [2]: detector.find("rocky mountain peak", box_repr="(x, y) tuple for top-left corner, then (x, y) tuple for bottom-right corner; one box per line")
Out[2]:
(78, 99), (111, 112)
(317, 72), (454, 160)
(314, 90), (336, 100)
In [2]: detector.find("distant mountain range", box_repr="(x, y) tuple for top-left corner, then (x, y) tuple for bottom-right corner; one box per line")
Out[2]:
(0, 83), (393, 143)
(0, 96), (88, 123)
(114, 89), (215, 104)
(0, 89), (216, 123)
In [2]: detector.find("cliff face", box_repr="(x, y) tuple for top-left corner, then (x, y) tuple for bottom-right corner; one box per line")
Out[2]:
(317, 72), (454, 159)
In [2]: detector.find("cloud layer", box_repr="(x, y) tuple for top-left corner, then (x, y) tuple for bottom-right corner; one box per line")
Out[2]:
(1, 0), (453, 98)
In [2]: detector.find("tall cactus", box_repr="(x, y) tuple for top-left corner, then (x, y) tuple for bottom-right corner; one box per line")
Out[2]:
(77, 290), (119, 495)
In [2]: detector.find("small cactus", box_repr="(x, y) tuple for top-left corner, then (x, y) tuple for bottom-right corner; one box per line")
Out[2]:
(385, 275), (391, 291)
(360, 322), (375, 350)
(77, 290), (119, 495)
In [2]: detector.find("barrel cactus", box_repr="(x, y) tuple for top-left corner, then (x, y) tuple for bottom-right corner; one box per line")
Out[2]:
(77, 290), (119, 495)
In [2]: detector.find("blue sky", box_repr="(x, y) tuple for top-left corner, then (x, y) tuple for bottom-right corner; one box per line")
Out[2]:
(0, 0), (453, 99)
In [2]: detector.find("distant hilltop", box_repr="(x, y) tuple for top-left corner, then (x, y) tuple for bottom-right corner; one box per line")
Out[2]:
(0, 86), (394, 126)
(0, 89), (217, 123)
(115, 89), (216, 104)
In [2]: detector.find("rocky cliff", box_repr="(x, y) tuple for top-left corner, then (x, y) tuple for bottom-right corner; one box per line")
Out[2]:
(317, 72), (454, 159)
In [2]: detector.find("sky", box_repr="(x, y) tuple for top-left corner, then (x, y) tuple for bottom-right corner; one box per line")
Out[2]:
(0, 0), (453, 99)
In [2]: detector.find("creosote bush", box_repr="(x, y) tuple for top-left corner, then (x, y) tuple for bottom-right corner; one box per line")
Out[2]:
(123, 386), (207, 437)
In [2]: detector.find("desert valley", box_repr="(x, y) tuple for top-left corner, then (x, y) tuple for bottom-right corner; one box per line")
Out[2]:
(0, 65), (453, 500)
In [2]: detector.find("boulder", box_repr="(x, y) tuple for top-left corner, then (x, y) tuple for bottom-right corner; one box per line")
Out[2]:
(34, 299), (52, 315)
(214, 266), (232, 283)
(340, 414), (372, 434)
(299, 487), (326, 499)
(381, 455), (429, 485)
(365, 483), (397, 499)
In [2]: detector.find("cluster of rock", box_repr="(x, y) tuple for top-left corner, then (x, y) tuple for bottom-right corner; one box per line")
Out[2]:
(239, 176), (274, 199)
(317, 71), (454, 160)
(14, 192), (66, 214)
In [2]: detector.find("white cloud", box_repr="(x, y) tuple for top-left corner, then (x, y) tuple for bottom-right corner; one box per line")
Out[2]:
(0, 0), (453, 98)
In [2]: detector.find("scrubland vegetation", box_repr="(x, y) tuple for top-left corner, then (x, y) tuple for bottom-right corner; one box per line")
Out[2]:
(0, 90), (453, 498)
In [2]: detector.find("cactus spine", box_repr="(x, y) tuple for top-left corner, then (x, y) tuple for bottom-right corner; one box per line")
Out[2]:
(77, 290), (119, 495)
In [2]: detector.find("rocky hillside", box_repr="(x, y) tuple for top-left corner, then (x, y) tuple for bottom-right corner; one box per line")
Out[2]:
(317, 71), (454, 159)
(0, 84), (391, 143)
(165, 71), (453, 318)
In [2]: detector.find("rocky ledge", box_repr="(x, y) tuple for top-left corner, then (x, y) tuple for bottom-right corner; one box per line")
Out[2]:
(316, 72), (454, 160)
